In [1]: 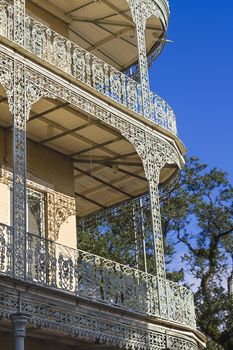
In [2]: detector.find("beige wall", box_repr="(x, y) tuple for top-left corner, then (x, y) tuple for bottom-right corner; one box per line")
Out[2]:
(0, 127), (77, 249)
(0, 128), (74, 197)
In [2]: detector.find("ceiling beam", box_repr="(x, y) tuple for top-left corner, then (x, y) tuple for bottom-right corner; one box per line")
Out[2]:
(74, 159), (142, 167)
(74, 162), (146, 182)
(28, 101), (138, 172)
(71, 17), (135, 28)
(100, 0), (133, 24)
(75, 192), (107, 209)
(29, 0), (73, 25)
(70, 136), (123, 157)
(105, 151), (138, 161)
(72, 18), (162, 31)
(65, 1), (94, 15)
(75, 155), (120, 160)
(85, 26), (133, 52)
(69, 27), (124, 69)
(48, 99), (123, 139)
(74, 166), (133, 198)
(28, 103), (69, 123)
(97, 8), (130, 23)
(79, 169), (145, 197)
(105, 164), (146, 182)
(38, 122), (91, 144)
(32, 114), (120, 158)
(75, 151), (138, 179)
(89, 22), (137, 50)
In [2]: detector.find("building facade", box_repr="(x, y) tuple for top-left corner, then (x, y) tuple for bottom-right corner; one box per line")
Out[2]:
(0, 0), (206, 349)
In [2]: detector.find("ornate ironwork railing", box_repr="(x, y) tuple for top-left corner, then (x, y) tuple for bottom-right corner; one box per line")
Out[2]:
(0, 0), (177, 135)
(0, 222), (195, 328)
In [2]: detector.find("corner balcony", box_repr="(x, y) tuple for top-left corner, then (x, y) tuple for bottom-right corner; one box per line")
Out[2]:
(0, 0), (177, 136)
(0, 222), (196, 330)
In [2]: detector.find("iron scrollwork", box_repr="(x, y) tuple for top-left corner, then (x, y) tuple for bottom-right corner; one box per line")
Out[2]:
(0, 290), (199, 350)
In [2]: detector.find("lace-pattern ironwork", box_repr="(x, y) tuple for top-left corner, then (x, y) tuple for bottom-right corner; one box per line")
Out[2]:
(0, 290), (199, 350)
(0, 46), (182, 319)
(0, 224), (13, 275)
(47, 192), (76, 241)
(0, 0), (13, 40)
(0, 1), (204, 348)
(0, 4), (199, 343)
(0, 0), (177, 135)
(0, 200), (189, 331)
(0, 224), (196, 328)
(25, 61), (180, 287)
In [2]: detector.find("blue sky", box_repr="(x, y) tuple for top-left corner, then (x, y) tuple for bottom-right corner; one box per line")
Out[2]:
(150, 0), (233, 183)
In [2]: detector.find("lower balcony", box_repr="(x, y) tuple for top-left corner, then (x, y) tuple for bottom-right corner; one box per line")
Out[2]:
(0, 222), (196, 330)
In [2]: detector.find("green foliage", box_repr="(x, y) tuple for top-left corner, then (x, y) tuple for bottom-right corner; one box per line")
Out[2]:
(206, 340), (225, 350)
(161, 157), (233, 349)
(77, 202), (139, 266)
(77, 156), (233, 348)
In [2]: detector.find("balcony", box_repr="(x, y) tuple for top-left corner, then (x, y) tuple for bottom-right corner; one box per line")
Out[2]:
(0, 0), (177, 136)
(0, 221), (196, 329)
(0, 2), (204, 349)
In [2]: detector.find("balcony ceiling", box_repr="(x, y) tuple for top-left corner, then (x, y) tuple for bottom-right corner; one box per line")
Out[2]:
(27, 0), (166, 71)
(0, 91), (177, 217)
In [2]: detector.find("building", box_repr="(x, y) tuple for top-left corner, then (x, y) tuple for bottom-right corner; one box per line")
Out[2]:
(0, 0), (206, 349)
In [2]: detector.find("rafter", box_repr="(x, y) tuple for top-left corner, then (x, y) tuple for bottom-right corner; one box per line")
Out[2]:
(72, 18), (162, 31)
(74, 161), (146, 182)
(100, 0), (133, 24)
(86, 26), (133, 52)
(74, 159), (142, 166)
(70, 136), (123, 157)
(65, 1), (95, 15)
(28, 100), (126, 159)
(38, 122), (91, 144)
(75, 192), (107, 209)
(69, 27), (124, 69)
(74, 166), (133, 198)
(97, 8), (130, 23)
(75, 151), (138, 179)
(105, 151), (138, 161)
(36, 116), (120, 158)
(48, 99), (122, 139)
(29, 0), (73, 25)
(90, 21), (137, 50)
(28, 103), (69, 123)
(104, 164), (147, 182)
(79, 169), (145, 197)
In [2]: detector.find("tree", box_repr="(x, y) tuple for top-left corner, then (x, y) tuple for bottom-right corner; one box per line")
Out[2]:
(77, 156), (233, 348)
(161, 157), (233, 349)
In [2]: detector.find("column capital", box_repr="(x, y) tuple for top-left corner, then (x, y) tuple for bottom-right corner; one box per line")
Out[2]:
(12, 314), (28, 337)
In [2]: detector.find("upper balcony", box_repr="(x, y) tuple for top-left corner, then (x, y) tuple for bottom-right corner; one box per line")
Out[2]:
(0, 0), (177, 137)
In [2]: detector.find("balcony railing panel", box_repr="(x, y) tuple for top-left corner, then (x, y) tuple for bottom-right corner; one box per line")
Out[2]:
(0, 223), (13, 276)
(0, 0), (13, 40)
(0, 223), (196, 329)
(24, 15), (144, 116)
(0, 1), (177, 136)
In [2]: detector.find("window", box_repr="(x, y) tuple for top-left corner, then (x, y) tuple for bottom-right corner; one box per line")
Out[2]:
(10, 187), (46, 237)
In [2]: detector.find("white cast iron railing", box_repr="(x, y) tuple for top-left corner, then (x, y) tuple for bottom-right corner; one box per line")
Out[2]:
(0, 223), (196, 329)
(0, 0), (177, 135)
